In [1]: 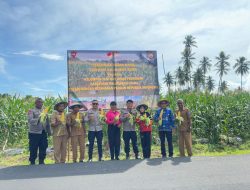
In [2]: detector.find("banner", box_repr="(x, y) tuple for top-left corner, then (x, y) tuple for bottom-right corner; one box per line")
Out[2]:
(67, 50), (159, 109)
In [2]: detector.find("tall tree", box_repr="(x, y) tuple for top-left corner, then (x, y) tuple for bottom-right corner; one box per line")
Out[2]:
(219, 81), (228, 93)
(183, 35), (197, 49)
(163, 72), (174, 94)
(192, 67), (204, 91)
(181, 35), (197, 89)
(206, 76), (215, 93)
(215, 51), (230, 92)
(199, 56), (212, 89)
(233, 56), (250, 91)
(175, 66), (185, 90)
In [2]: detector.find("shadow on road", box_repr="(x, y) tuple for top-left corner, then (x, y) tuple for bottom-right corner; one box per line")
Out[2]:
(0, 159), (142, 180)
(145, 157), (192, 166)
(170, 157), (192, 165)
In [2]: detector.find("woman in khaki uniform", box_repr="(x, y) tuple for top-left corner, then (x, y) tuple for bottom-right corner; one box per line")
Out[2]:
(51, 102), (69, 164)
(175, 99), (192, 157)
(67, 103), (86, 163)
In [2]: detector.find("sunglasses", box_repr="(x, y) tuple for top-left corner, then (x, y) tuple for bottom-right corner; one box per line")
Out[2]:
(92, 103), (98, 105)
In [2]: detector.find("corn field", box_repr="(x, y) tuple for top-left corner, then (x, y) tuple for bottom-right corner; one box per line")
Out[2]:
(0, 92), (250, 151)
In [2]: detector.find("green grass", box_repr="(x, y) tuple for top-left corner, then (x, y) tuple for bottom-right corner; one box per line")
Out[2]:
(1, 141), (250, 166)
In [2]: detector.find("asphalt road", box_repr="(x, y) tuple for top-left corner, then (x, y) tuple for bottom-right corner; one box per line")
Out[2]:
(0, 154), (250, 190)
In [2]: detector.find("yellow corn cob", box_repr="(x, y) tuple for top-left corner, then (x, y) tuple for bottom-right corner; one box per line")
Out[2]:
(158, 109), (164, 126)
(75, 112), (82, 127)
(40, 106), (50, 124)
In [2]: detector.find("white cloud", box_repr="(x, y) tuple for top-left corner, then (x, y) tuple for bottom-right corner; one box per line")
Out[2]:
(13, 50), (63, 61)
(29, 87), (54, 92)
(39, 53), (63, 61)
(13, 50), (37, 56)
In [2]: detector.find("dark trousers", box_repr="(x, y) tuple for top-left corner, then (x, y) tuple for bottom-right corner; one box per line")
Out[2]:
(88, 130), (103, 159)
(123, 131), (139, 156)
(108, 124), (121, 159)
(140, 132), (151, 158)
(159, 131), (173, 157)
(29, 131), (48, 164)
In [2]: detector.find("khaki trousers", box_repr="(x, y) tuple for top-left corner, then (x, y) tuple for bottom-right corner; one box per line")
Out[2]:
(71, 135), (85, 162)
(179, 131), (192, 157)
(53, 135), (68, 163)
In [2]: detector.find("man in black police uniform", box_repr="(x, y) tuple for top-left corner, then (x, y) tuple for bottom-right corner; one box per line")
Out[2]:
(27, 98), (51, 165)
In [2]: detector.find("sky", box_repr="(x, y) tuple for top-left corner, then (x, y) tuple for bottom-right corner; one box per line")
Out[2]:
(1, 0), (250, 97)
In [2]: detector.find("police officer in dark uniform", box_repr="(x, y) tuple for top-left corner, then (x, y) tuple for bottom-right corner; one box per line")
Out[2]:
(27, 98), (51, 165)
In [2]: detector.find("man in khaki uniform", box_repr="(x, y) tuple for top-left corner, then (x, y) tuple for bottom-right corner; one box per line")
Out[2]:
(67, 103), (86, 163)
(176, 99), (192, 157)
(51, 101), (69, 164)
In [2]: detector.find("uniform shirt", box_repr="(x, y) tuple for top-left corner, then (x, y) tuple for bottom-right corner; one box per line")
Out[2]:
(27, 107), (51, 134)
(154, 108), (176, 131)
(84, 108), (103, 132)
(120, 108), (137, 131)
(50, 110), (68, 137)
(105, 110), (121, 126)
(67, 112), (85, 136)
(175, 108), (191, 132)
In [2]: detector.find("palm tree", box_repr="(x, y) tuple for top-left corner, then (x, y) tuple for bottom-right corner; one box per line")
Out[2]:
(183, 35), (197, 49)
(199, 56), (212, 89)
(233, 56), (250, 91)
(215, 51), (230, 92)
(181, 47), (195, 88)
(219, 81), (228, 93)
(192, 67), (204, 91)
(164, 72), (174, 94)
(206, 76), (215, 93)
(175, 66), (185, 90)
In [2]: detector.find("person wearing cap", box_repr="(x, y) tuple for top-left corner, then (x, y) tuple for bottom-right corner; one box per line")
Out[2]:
(135, 104), (152, 159)
(27, 98), (51, 165)
(154, 99), (176, 158)
(84, 100), (104, 162)
(67, 103), (86, 163)
(120, 100), (140, 160)
(176, 99), (192, 157)
(50, 101), (69, 164)
(105, 101), (121, 160)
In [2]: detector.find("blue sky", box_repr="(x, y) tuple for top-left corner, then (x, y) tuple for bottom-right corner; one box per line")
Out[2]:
(1, 0), (250, 97)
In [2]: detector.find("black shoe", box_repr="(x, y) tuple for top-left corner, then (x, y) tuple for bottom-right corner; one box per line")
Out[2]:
(30, 162), (35, 165)
(135, 154), (141, 159)
(111, 158), (115, 161)
(115, 157), (120, 160)
(126, 156), (130, 160)
(39, 161), (45, 165)
(98, 158), (104, 162)
(79, 160), (84, 163)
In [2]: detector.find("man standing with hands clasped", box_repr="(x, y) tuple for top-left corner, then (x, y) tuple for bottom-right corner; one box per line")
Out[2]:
(120, 100), (140, 160)
(85, 100), (104, 162)
(176, 99), (192, 157)
(154, 99), (176, 158)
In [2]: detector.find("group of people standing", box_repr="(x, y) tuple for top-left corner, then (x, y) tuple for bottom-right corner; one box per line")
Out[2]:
(27, 98), (192, 165)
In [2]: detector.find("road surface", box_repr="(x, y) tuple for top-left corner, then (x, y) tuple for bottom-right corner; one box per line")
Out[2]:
(1, 154), (250, 190)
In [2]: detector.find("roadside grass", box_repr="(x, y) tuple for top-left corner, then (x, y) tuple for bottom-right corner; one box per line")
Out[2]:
(1, 141), (250, 166)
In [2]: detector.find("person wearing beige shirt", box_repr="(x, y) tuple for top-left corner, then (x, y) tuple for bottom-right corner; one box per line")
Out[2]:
(67, 103), (86, 163)
(176, 99), (192, 157)
(50, 101), (69, 164)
